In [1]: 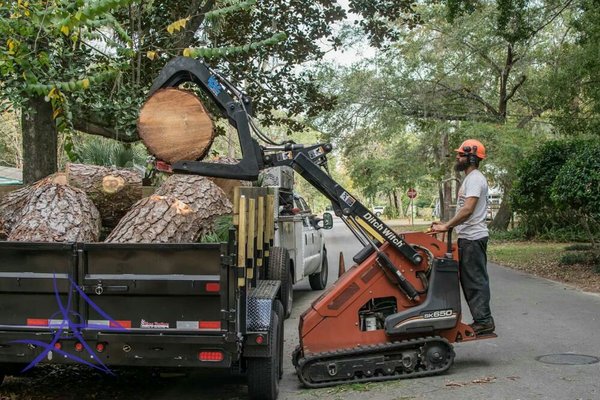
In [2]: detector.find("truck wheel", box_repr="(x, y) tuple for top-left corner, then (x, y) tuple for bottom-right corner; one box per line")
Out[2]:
(309, 247), (328, 290)
(268, 247), (293, 319)
(247, 301), (282, 400)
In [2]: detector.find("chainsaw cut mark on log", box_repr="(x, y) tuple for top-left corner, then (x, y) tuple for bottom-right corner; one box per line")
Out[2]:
(138, 88), (215, 163)
(102, 175), (126, 194)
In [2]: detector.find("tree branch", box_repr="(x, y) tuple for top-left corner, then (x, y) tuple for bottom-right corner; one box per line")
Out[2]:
(73, 120), (139, 143)
(506, 74), (527, 103)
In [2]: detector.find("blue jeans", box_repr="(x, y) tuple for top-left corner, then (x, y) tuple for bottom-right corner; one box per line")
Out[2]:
(458, 237), (493, 324)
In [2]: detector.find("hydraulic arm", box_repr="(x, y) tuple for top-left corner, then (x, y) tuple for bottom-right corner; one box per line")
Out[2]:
(148, 57), (497, 388)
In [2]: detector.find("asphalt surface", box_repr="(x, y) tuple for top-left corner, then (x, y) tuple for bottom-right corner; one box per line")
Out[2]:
(2, 217), (599, 399)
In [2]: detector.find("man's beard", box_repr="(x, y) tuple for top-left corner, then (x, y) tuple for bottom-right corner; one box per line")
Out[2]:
(454, 160), (468, 172)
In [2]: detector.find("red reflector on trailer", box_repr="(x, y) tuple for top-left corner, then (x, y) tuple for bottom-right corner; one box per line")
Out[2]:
(96, 343), (106, 353)
(198, 321), (221, 330)
(255, 335), (264, 345)
(198, 351), (224, 362)
(54, 342), (62, 350)
(27, 319), (48, 326)
(205, 282), (220, 292)
(109, 320), (132, 329)
(74, 342), (84, 352)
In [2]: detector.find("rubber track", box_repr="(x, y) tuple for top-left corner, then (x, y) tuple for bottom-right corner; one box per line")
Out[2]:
(294, 336), (454, 388)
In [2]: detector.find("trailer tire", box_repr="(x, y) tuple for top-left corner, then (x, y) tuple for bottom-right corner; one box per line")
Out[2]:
(247, 301), (281, 400)
(268, 247), (293, 319)
(309, 247), (328, 290)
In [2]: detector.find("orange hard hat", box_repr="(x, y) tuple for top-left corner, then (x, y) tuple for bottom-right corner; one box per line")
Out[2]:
(455, 139), (486, 159)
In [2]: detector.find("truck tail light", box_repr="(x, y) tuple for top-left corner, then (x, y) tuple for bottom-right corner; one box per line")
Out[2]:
(74, 342), (84, 352)
(96, 342), (106, 353)
(198, 351), (224, 362)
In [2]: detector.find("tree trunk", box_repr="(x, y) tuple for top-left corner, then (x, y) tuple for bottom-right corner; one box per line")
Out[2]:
(489, 198), (512, 231)
(0, 174), (66, 239)
(8, 182), (101, 242)
(106, 175), (232, 243)
(21, 96), (57, 184)
(206, 156), (253, 202)
(138, 88), (215, 163)
(66, 163), (142, 229)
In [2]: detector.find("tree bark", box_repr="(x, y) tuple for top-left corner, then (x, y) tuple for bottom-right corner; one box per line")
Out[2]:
(0, 174), (66, 239)
(488, 198), (512, 231)
(138, 88), (215, 163)
(66, 163), (142, 229)
(8, 182), (101, 242)
(21, 96), (57, 184)
(105, 174), (232, 243)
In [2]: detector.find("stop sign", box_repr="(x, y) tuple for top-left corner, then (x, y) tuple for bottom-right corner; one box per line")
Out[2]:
(407, 188), (417, 199)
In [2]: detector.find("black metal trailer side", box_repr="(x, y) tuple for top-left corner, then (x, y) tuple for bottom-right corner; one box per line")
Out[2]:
(0, 189), (285, 400)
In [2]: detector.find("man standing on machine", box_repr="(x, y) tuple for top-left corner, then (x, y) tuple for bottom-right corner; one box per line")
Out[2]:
(431, 139), (495, 335)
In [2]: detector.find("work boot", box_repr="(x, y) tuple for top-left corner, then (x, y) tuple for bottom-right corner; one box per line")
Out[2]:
(470, 319), (495, 335)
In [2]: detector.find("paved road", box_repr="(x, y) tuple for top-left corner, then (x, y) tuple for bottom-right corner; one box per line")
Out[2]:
(2, 217), (599, 399)
(279, 217), (600, 400)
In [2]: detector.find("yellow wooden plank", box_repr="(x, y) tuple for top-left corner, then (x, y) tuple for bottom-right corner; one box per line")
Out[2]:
(247, 198), (256, 280)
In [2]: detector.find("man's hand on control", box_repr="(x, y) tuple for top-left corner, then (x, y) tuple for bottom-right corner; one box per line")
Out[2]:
(431, 222), (450, 233)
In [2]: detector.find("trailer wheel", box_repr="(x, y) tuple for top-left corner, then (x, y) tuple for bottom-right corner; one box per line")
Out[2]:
(247, 301), (282, 400)
(309, 247), (328, 290)
(268, 247), (293, 318)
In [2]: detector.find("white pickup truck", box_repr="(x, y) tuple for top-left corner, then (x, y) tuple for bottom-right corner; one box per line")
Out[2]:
(260, 167), (331, 318)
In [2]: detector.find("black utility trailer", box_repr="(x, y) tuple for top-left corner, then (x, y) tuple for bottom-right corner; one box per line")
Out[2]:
(0, 187), (285, 400)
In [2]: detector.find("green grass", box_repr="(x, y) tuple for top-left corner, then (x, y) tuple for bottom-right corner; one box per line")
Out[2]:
(487, 241), (568, 267)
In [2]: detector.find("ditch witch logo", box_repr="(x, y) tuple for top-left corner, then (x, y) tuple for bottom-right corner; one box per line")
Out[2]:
(11, 275), (129, 375)
(362, 212), (407, 248)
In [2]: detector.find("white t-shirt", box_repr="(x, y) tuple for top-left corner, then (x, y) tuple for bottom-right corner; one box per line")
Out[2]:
(455, 169), (489, 240)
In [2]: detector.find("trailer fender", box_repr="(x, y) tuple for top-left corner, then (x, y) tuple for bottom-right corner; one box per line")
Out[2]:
(244, 280), (281, 358)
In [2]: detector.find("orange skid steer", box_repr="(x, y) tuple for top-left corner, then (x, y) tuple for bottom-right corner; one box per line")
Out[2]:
(148, 57), (497, 388)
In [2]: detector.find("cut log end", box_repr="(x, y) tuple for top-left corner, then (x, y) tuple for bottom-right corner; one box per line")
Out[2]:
(138, 88), (216, 164)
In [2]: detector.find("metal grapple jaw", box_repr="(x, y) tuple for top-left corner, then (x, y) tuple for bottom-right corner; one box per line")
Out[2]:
(147, 56), (262, 180)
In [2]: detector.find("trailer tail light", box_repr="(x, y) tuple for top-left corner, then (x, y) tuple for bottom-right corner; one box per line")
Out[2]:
(74, 342), (84, 352)
(54, 342), (62, 350)
(205, 282), (220, 292)
(96, 342), (106, 353)
(255, 335), (264, 344)
(198, 321), (221, 330)
(198, 351), (224, 362)
(27, 319), (48, 326)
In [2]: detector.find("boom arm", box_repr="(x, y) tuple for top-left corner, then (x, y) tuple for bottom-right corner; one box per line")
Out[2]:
(147, 57), (422, 300)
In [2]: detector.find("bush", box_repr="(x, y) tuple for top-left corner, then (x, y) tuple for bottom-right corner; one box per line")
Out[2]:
(512, 137), (600, 241)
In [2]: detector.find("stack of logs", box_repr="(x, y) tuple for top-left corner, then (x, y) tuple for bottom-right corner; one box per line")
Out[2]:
(0, 163), (240, 243)
(0, 87), (247, 244)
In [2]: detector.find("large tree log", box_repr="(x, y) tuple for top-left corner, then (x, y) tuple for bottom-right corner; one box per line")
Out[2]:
(8, 183), (101, 242)
(105, 175), (232, 243)
(66, 163), (142, 229)
(138, 88), (215, 163)
(0, 173), (67, 240)
(207, 156), (253, 202)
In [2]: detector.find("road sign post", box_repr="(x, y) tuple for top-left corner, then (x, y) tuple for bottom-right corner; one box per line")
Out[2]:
(407, 188), (417, 226)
